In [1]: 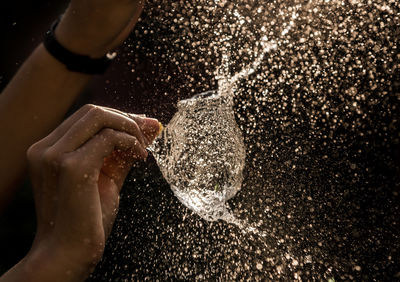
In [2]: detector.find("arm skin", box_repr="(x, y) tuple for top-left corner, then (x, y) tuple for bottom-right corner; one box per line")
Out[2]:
(0, 0), (145, 212)
(0, 44), (90, 212)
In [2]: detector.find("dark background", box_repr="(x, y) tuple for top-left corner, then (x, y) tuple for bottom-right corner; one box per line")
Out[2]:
(1, 0), (400, 280)
(0, 0), (67, 274)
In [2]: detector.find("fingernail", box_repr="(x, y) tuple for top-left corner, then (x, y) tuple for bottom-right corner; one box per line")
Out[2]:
(140, 118), (162, 141)
(142, 117), (159, 127)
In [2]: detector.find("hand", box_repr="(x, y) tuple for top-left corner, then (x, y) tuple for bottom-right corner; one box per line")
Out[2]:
(55, 0), (145, 58)
(22, 104), (160, 280)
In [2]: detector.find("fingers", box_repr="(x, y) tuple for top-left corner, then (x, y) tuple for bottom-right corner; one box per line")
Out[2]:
(101, 150), (134, 188)
(30, 104), (94, 149)
(132, 115), (162, 143)
(54, 129), (146, 241)
(101, 106), (162, 143)
(50, 106), (149, 154)
(73, 128), (147, 171)
(31, 104), (160, 154)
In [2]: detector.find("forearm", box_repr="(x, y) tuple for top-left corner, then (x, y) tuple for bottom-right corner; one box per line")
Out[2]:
(0, 43), (91, 211)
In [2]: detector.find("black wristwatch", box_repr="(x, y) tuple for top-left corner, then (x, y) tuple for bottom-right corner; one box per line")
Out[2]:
(43, 18), (116, 75)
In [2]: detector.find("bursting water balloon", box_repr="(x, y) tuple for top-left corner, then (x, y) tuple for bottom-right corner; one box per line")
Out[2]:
(150, 90), (246, 222)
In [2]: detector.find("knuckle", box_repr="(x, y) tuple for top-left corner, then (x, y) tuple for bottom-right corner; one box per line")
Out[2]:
(59, 155), (79, 174)
(26, 142), (43, 163)
(82, 103), (96, 112)
(88, 105), (106, 120)
(42, 148), (61, 166)
(100, 128), (115, 138)
(59, 153), (97, 180)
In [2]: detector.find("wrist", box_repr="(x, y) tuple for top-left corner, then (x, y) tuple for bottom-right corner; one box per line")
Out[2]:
(55, 14), (110, 59)
(45, 17), (116, 74)
(22, 240), (97, 281)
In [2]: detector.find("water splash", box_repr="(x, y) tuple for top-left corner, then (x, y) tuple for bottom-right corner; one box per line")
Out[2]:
(149, 90), (274, 241)
(91, 0), (400, 279)
(149, 7), (300, 231)
(217, 9), (299, 96)
(150, 91), (245, 222)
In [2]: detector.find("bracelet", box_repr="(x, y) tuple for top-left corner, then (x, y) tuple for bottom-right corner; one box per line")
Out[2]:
(43, 18), (116, 74)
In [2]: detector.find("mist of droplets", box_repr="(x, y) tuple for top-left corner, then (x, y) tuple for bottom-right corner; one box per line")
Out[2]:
(88, 0), (400, 280)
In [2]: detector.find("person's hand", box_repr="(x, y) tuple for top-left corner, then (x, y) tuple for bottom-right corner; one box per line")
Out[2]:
(55, 0), (145, 58)
(23, 104), (160, 280)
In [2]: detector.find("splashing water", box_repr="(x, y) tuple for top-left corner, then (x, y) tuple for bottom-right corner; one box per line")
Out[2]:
(149, 9), (299, 228)
(88, 0), (400, 280)
(150, 90), (245, 223)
